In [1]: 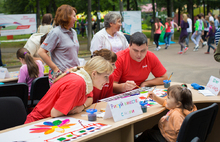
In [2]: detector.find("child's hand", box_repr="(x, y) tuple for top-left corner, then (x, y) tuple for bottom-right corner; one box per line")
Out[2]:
(148, 92), (156, 100)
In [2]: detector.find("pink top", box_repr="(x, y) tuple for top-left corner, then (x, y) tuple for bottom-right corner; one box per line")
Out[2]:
(18, 60), (44, 96)
(155, 22), (162, 34)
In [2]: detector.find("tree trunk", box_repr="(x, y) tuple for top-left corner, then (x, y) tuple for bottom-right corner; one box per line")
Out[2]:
(36, 0), (41, 28)
(207, 4), (209, 14)
(41, 7), (44, 17)
(119, 0), (124, 32)
(96, 0), (100, 31)
(170, 0), (173, 17)
(151, 0), (155, 39)
(167, 0), (171, 17)
(178, 6), (180, 26)
(52, 0), (57, 14)
(134, 0), (138, 10)
(87, 0), (92, 51)
(127, 0), (130, 11)
(113, 0), (115, 11)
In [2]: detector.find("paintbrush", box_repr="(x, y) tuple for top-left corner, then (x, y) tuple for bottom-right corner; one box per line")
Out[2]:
(93, 103), (97, 111)
(146, 86), (156, 100)
(136, 85), (146, 92)
(168, 72), (173, 80)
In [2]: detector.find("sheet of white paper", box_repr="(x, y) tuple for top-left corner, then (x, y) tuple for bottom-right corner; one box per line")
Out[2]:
(0, 116), (111, 142)
(198, 90), (216, 96)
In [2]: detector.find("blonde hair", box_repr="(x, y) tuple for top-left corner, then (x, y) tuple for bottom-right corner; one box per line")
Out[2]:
(205, 16), (209, 21)
(183, 14), (188, 22)
(54, 56), (113, 83)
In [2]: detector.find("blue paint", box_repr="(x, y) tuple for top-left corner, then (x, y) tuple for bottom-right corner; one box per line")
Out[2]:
(86, 127), (95, 130)
(43, 121), (54, 126)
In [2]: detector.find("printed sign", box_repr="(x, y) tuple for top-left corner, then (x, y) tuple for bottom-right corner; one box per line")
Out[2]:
(0, 14), (36, 36)
(206, 76), (220, 96)
(104, 95), (143, 122)
(0, 67), (10, 79)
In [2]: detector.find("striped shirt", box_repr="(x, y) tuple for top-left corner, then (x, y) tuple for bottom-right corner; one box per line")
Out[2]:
(215, 28), (220, 46)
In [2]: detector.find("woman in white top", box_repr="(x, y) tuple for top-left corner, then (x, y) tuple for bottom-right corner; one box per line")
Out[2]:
(37, 13), (53, 34)
(90, 12), (129, 54)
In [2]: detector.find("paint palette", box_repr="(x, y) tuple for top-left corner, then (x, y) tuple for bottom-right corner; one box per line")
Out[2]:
(99, 87), (151, 102)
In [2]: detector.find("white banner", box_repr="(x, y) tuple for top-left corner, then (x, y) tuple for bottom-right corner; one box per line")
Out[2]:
(122, 11), (142, 35)
(115, 11), (142, 35)
(0, 14), (36, 36)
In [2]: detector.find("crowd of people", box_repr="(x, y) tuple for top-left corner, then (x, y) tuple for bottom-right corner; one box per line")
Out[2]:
(153, 12), (220, 55)
(2, 3), (220, 142)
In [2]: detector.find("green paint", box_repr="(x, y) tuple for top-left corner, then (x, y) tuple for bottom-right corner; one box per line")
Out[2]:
(79, 130), (86, 133)
(149, 102), (156, 105)
(57, 137), (66, 141)
(53, 120), (62, 126)
(66, 134), (73, 137)
(140, 91), (148, 94)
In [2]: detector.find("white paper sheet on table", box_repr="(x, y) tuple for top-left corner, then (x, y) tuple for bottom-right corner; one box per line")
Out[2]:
(198, 90), (216, 96)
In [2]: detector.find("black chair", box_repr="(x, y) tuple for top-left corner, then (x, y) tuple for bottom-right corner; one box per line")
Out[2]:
(0, 83), (28, 109)
(176, 103), (219, 142)
(191, 137), (200, 142)
(0, 97), (27, 130)
(28, 76), (50, 108)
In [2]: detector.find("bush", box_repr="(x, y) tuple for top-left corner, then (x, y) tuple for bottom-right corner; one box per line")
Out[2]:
(142, 24), (148, 30)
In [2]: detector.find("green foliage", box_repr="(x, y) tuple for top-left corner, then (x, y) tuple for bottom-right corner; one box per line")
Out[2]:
(142, 24), (148, 30)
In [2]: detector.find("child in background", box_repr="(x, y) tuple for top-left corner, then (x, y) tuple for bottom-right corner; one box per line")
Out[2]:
(135, 84), (197, 142)
(191, 14), (204, 51)
(164, 17), (172, 49)
(17, 48), (44, 97)
(178, 14), (189, 54)
(154, 18), (164, 51)
(205, 21), (216, 54)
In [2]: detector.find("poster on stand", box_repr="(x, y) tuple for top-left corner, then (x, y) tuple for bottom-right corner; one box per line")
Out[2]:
(0, 14), (36, 36)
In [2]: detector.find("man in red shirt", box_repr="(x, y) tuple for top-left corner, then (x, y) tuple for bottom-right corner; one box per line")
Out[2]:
(113, 32), (168, 93)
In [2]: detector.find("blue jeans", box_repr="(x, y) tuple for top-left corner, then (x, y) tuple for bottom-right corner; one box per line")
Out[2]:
(207, 36), (215, 52)
(185, 32), (191, 46)
(164, 32), (172, 46)
(168, 31), (174, 46)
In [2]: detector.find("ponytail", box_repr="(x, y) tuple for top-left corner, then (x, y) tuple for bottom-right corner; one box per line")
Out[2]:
(16, 48), (39, 78)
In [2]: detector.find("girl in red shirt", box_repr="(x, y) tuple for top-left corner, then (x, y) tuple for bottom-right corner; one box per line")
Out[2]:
(164, 17), (173, 49)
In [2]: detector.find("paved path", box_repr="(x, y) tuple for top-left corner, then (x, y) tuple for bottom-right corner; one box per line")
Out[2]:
(6, 41), (220, 86)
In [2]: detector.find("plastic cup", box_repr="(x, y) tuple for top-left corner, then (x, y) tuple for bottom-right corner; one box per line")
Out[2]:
(139, 101), (148, 113)
(163, 80), (171, 88)
(86, 109), (97, 121)
(44, 65), (49, 74)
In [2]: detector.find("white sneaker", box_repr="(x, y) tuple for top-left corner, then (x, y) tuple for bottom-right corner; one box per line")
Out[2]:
(158, 46), (161, 49)
(154, 48), (159, 51)
(202, 42), (207, 47)
(193, 46), (199, 51)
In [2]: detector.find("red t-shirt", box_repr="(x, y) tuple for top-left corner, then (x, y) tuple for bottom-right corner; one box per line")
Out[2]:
(165, 22), (171, 33)
(92, 74), (114, 103)
(113, 48), (167, 87)
(25, 73), (93, 123)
